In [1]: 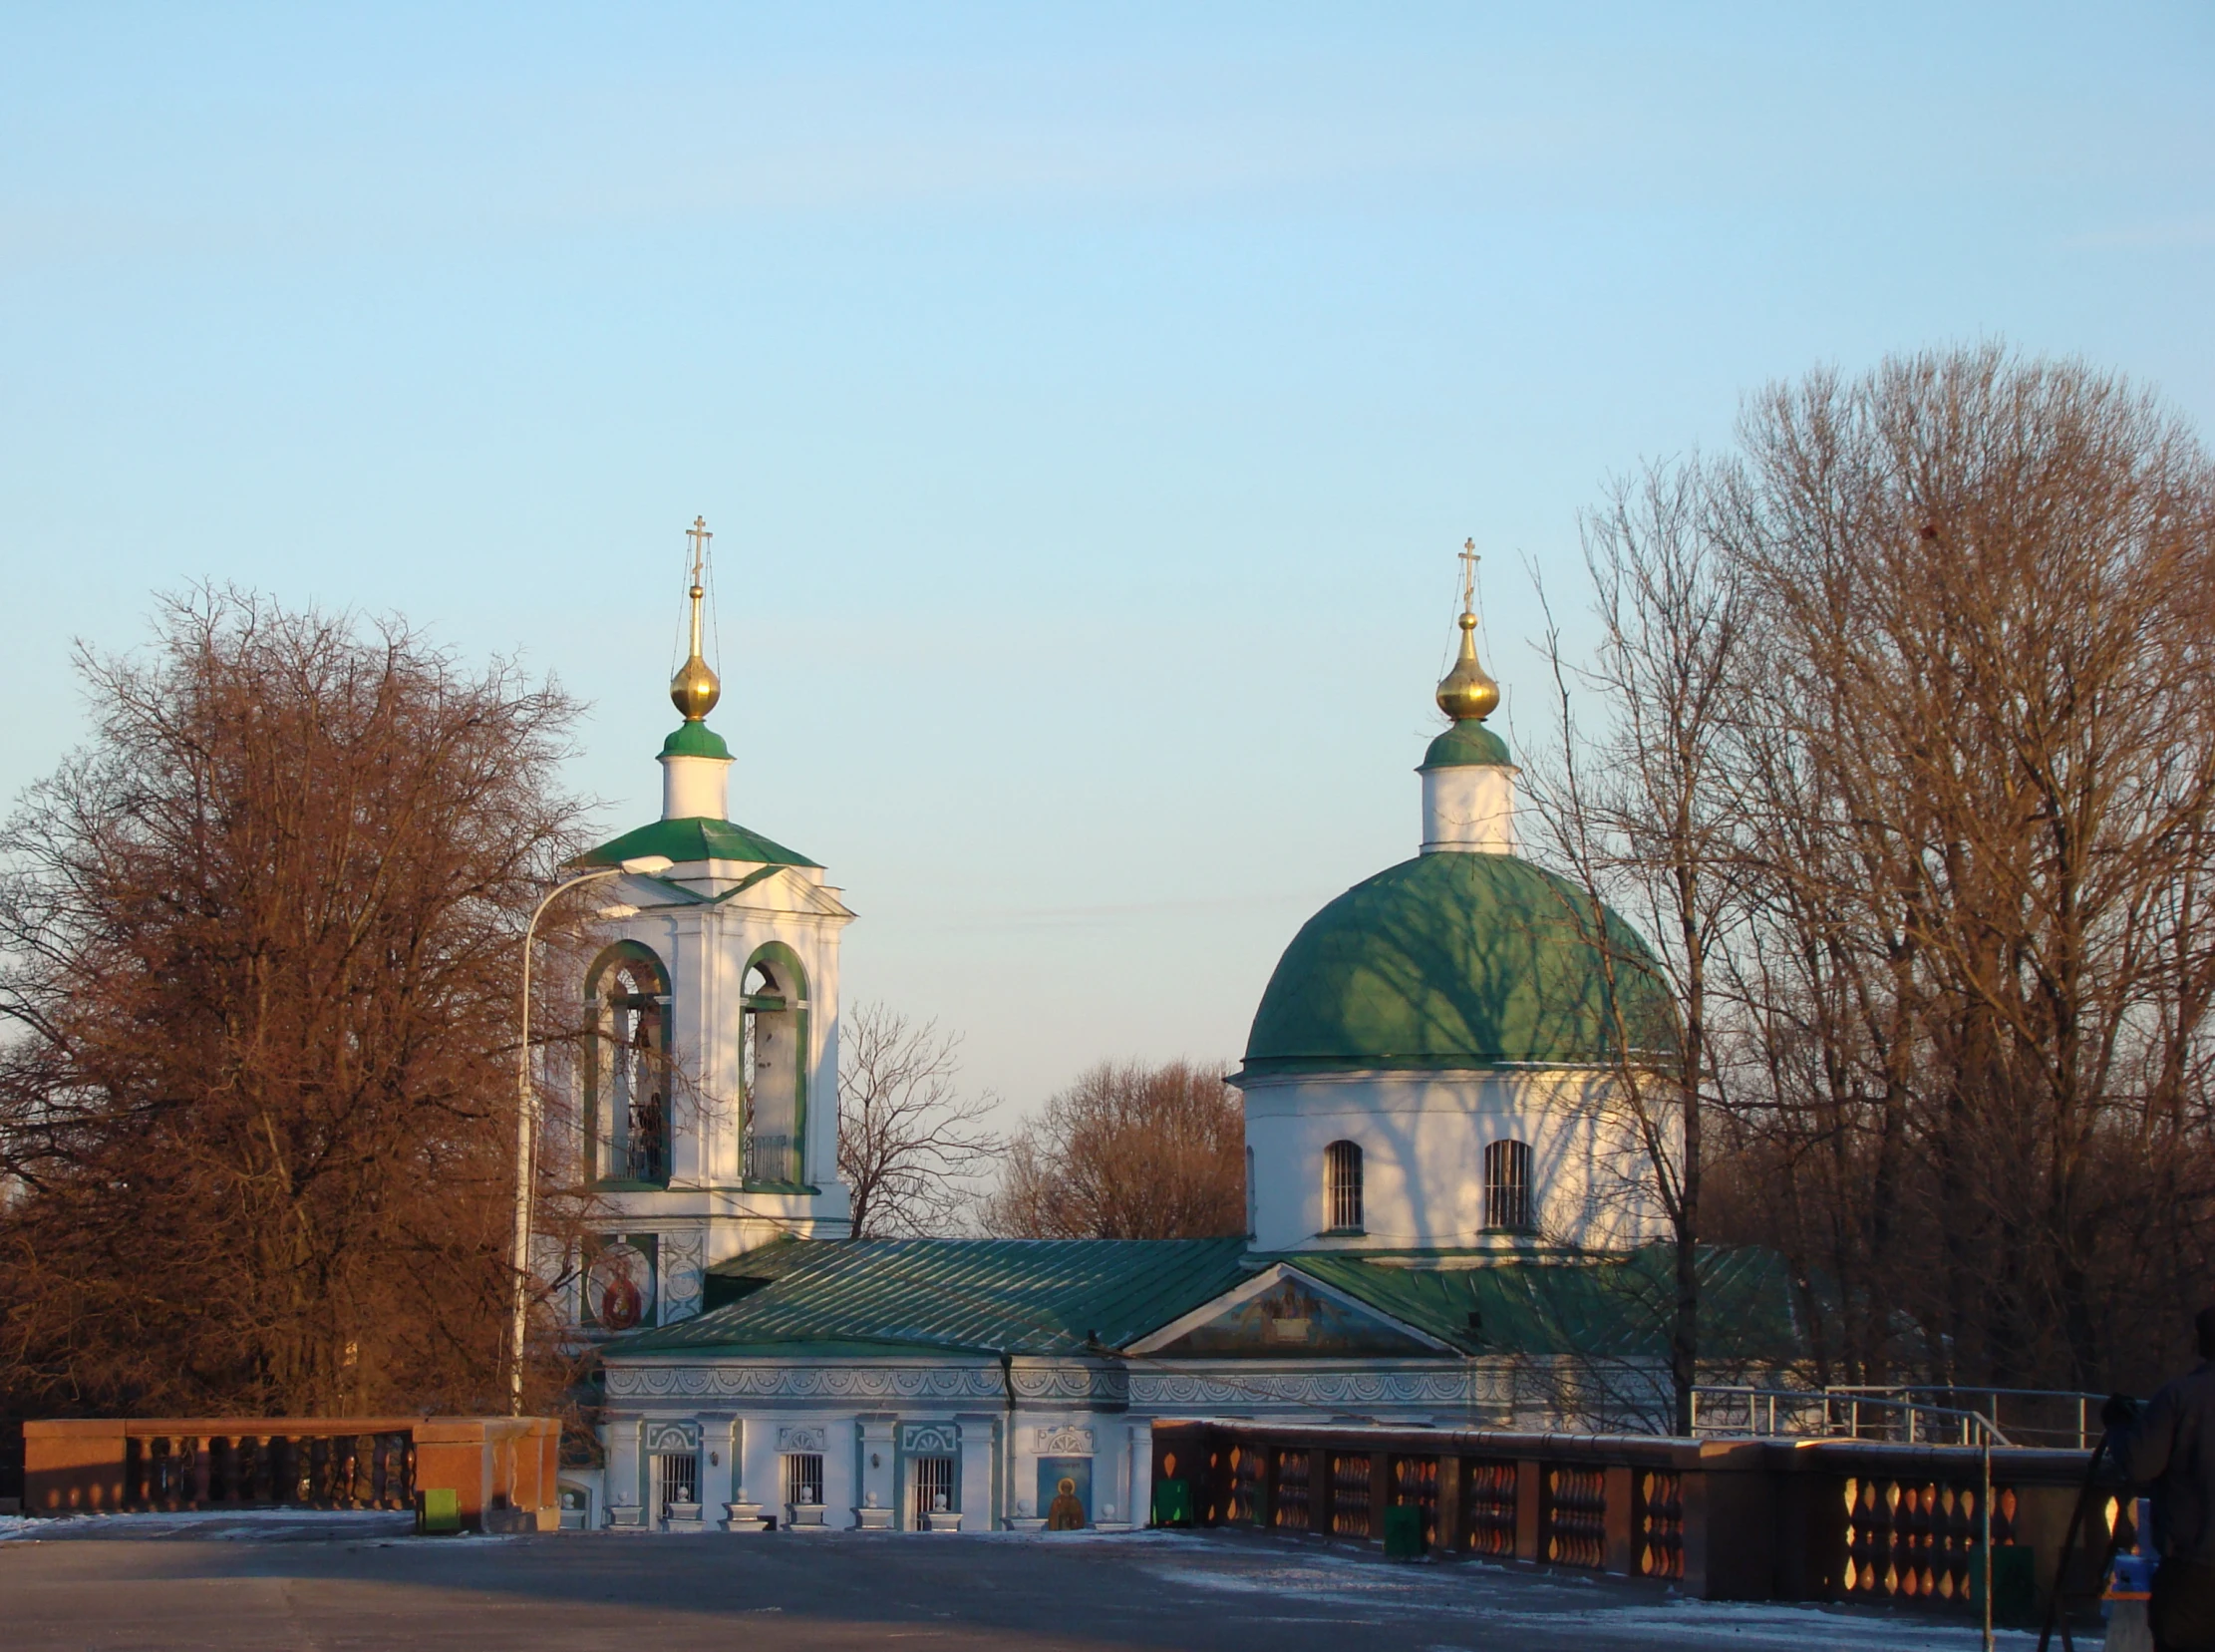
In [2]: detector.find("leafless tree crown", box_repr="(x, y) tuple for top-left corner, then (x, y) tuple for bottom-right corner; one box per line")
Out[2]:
(835, 1003), (999, 1237)
(1529, 346), (2215, 1393)
(988, 1059), (1244, 1240)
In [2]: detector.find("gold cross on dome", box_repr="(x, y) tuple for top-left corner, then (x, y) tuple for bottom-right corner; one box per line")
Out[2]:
(1459, 537), (1479, 614)
(687, 516), (712, 586)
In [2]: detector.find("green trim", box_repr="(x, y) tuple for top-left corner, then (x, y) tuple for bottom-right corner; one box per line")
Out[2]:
(583, 942), (673, 1190)
(576, 816), (820, 870)
(1421, 719), (1512, 769)
(659, 721), (732, 760)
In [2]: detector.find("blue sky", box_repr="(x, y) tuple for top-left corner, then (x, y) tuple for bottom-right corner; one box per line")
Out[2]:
(4, 3), (2210, 1116)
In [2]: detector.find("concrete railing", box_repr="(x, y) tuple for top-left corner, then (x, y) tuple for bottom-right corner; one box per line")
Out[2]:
(1149, 1419), (2119, 1621)
(13, 1415), (561, 1531)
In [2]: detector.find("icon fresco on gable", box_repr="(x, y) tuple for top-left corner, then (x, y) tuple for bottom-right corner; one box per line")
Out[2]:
(1152, 1273), (1435, 1359)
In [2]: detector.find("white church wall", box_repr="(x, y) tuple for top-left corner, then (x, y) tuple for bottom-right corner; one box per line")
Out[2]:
(1241, 1068), (1673, 1253)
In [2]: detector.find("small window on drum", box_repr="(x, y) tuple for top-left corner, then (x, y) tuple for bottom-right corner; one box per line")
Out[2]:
(1485, 1139), (1533, 1232)
(1324, 1141), (1363, 1234)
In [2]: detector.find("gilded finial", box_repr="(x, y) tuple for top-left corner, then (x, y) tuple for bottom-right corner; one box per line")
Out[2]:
(670, 515), (722, 722)
(1434, 537), (1499, 722)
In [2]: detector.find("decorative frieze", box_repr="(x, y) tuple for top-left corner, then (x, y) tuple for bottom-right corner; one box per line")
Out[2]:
(1033, 1426), (1095, 1456)
(775, 1425), (826, 1454)
(1128, 1369), (1481, 1411)
(607, 1362), (1127, 1403)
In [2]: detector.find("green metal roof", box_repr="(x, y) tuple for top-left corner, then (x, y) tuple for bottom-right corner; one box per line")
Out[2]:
(576, 815), (819, 870)
(1291, 1246), (1803, 1363)
(1422, 720), (1512, 769)
(1242, 852), (1674, 1074)
(660, 721), (732, 760)
(600, 1236), (1802, 1366)
(607, 1236), (1258, 1358)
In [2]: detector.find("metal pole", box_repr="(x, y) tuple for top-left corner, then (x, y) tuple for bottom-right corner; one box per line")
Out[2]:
(507, 866), (627, 1415)
(1982, 1426), (1994, 1652)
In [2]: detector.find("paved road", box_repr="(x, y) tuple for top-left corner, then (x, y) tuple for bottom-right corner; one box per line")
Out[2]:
(0, 1512), (2052, 1651)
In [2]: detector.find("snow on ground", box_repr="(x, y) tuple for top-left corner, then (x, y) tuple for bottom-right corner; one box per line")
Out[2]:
(1124, 1534), (2059, 1652)
(0, 1507), (415, 1541)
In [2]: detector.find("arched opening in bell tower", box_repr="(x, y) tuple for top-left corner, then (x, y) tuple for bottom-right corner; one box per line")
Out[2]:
(585, 942), (672, 1187)
(742, 942), (809, 1188)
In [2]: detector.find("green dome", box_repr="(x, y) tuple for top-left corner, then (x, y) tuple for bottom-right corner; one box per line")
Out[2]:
(1422, 719), (1511, 769)
(1243, 852), (1672, 1074)
(660, 721), (731, 761)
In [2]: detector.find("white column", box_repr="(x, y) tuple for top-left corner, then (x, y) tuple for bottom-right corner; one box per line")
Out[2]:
(1128, 1422), (1154, 1528)
(604, 1418), (644, 1527)
(956, 1414), (997, 1531)
(855, 1414), (895, 1527)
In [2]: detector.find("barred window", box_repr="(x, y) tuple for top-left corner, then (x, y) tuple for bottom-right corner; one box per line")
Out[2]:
(784, 1453), (823, 1508)
(653, 1452), (697, 1519)
(1324, 1140), (1363, 1233)
(909, 1456), (955, 1522)
(1484, 1139), (1533, 1232)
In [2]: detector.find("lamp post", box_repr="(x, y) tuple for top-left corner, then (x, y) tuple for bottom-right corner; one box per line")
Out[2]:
(508, 853), (673, 1414)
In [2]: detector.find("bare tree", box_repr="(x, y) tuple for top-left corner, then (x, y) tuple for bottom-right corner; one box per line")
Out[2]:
(988, 1060), (1244, 1240)
(835, 1004), (999, 1237)
(0, 588), (590, 1417)
(1523, 457), (1751, 1433)
(1720, 347), (2215, 1389)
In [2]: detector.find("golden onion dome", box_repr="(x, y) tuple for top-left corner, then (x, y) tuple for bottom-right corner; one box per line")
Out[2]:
(1435, 611), (1499, 722)
(664, 584), (717, 717)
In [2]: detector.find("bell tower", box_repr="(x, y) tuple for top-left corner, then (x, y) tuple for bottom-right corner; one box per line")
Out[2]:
(568, 518), (855, 1335)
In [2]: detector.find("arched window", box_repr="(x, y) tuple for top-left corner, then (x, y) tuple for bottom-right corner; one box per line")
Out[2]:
(1324, 1140), (1363, 1233)
(1485, 1139), (1533, 1232)
(586, 945), (670, 1186)
(1245, 1148), (1257, 1238)
(742, 945), (808, 1187)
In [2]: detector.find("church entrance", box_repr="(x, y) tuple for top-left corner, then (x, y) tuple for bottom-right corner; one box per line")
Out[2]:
(1037, 1457), (1091, 1529)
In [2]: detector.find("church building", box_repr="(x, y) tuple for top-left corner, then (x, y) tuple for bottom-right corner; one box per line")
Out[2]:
(557, 528), (1793, 1533)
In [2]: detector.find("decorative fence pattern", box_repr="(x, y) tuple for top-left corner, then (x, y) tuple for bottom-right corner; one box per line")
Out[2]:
(1328, 1453), (1372, 1537)
(124, 1432), (414, 1510)
(1543, 1465), (1607, 1567)
(1271, 1449), (1310, 1532)
(1841, 1477), (2004, 1601)
(1462, 1459), (1518, 1557)
(1638, 1470), (1684, 1580)
(22, 1415), (557, 1530)
(1391, 1455), (1438, 1549)
(1229, 1443), (1262, 1526)
(1153, 1421), (2108, 1617)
